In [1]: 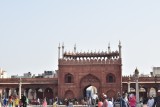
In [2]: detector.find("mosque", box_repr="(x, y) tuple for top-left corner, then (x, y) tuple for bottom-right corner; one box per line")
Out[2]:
(0, 42), (159, 104)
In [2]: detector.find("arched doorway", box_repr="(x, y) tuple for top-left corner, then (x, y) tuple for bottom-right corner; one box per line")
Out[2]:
(106, 90), (116, 99)
(149, 87), (156, 97)
(44, 88), (53, 99)
(64, 90), (74, 99)
(5, 88), (10, 98)
(36, 88), (43, 99)
(44, 88), (53, 105)
(28, 89), (36, 100)
(80, 74), (101, 98)
(84, 85), (97, 98)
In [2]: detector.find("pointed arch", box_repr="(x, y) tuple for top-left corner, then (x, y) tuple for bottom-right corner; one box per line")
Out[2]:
(80, 74), (101, 86)
(44, 88), (53, 99)
(85, 85), (97, 98)
(106, 90), (116, 99)
(130, 87), (135, 92)
(139, 87), (146, 92)
(36, 88), (43, 99)
(149, 87), (156, 97)
(80, 74), (101, 98)
(64, 90), (74, 99)
(28, 89), (35, 100)
(65, 73), (74, 83)
(106, 73), (116, 83)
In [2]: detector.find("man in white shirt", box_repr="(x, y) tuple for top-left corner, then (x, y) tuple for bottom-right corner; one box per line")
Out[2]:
(108, 99), (113, 107)
(147, 96), (154, 107)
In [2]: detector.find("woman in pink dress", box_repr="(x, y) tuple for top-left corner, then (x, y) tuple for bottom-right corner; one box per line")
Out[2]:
(129, 94), (136, 107)
(42, 97), (47, 107)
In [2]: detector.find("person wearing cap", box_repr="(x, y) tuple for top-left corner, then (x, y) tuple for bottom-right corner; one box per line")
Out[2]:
(102, 93), (108, 107)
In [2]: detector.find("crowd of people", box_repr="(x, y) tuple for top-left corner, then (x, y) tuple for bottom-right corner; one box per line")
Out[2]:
(62, 92), (160, 107)
(1, 92), (160, 107)
(0, 94), (49, 107)
(0, 94), (28, 107)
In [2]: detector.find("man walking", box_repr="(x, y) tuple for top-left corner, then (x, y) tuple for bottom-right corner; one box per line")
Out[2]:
(21, 94), (27, 107)
(102, 93), (108, 107)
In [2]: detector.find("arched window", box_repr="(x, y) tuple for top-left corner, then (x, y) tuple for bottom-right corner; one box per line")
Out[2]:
(65, 73), (74, 83)
(109, 75), (114, 82)
(106, 73), (116, 83)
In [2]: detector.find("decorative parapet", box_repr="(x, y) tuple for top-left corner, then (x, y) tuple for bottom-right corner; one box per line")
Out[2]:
(63, 51), (119, 59)
(122, 76), (159, 83)
(58, 43), (122, 65)
(59, 58), (121, 65)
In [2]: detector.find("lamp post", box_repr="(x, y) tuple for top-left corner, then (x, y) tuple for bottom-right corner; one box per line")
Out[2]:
(128, 76), (131, 93)
(134, 68), (139, 107)
(19, 78), (22, 99)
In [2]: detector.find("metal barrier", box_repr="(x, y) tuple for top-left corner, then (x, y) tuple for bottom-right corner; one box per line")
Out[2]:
(114, 102), (120, 107)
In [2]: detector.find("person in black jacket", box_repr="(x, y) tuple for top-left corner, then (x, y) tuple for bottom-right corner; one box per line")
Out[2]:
(153, 92), (160, 107)
(21, 94), (27, 107)
(122, 93), (129, 107)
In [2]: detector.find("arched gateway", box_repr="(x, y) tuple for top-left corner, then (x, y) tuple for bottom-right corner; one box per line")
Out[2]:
(58, 43), (122, 100)
(80, 74), (101, 98)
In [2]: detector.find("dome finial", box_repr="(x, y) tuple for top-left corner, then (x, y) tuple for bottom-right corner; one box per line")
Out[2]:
(135, 67), (139, 75)
(108, 43), (111, 53)
(74, 43), (76, 53)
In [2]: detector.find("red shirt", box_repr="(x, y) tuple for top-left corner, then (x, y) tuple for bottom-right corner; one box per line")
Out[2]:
(98, 101), (103, 107)
(129, 96), (136, 107)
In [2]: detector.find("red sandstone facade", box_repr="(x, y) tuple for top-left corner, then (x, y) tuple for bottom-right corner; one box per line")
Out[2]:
(58, 43), (122, 99)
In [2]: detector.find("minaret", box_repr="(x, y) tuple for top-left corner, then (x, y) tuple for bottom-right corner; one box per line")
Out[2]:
(58, 43), (61, 59)
(108, 43), (111, 53)
(118, 41), (122, 58)
(0, 68), (2, 78)
(74, 44), (76, 53)
(62, 43), (64, 58)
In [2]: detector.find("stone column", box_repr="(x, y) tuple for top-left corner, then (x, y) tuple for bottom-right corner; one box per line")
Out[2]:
(19, 78), (22, 99)
(9, 89), (11, 96)
(135, 68), (140, 107)
(128, 76), (131, 93)
(128, 83), (130, 93)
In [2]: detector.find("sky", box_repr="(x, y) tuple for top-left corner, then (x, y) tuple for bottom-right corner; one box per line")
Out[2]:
(0, 0), (160, 77)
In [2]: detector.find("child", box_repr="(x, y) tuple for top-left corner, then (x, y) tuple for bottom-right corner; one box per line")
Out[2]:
(42, 97), (47, 107)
